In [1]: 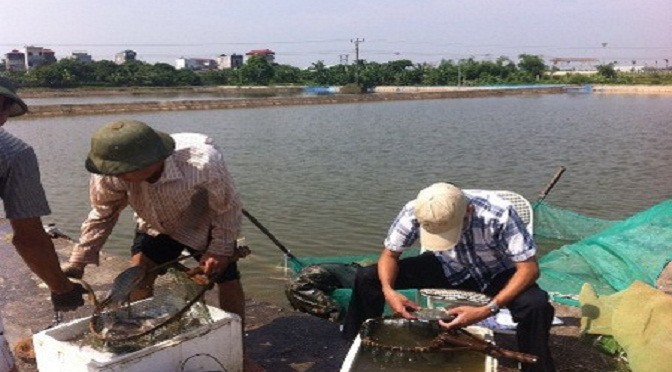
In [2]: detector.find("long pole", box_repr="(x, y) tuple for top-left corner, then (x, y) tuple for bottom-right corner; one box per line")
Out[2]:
(537, 166), (566, 203)
(242, 209), (296, 259)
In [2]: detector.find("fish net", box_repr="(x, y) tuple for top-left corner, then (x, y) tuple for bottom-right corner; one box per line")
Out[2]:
(538, 199), (672, 305)
(532, 201), (619, 241)
(85, 266), (213, 353)
(359, 317), (537, 366)
(357, 318), (496, 370)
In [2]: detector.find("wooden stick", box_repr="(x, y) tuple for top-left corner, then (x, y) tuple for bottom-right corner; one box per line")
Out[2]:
(537, 166), (566, 203)
(242, 208), (296, 259)
(435, 329), (538, 364)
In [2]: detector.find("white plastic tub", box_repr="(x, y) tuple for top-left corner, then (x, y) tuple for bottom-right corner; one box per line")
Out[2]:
(340, 324), (497, 372)
(33, 305), (242, 372)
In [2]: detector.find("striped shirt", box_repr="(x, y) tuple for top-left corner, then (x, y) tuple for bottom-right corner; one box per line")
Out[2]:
(71, 133), (242, 265)
(384, 191), (536, 291)
(0, 128), (51, 219)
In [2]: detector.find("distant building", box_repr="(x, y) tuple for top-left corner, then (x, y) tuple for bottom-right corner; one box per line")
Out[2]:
(24, 46), (56, 70)
(175, 57), (218, 71)
(245, 49), (275, 64)
(217, 54), (243, 69)
(114, 50), (137, 64)
(549, 57), (599, 72)
(69, 51), (93, 64)
(4, 49), (26, 72)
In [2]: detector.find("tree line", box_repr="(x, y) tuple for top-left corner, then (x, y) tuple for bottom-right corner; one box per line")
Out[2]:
(2, 54), (671, 89)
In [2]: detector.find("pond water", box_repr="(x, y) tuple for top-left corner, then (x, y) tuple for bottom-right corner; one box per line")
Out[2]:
(5, 93), (672, 304)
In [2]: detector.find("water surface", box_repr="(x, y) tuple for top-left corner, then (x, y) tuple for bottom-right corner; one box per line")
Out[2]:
(6, 94), (672, 304)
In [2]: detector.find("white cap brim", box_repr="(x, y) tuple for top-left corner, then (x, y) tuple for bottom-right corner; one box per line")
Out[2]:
(419, 221), (463, 251)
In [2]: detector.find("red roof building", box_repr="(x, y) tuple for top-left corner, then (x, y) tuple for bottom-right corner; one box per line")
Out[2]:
(245, 49), (275, 64)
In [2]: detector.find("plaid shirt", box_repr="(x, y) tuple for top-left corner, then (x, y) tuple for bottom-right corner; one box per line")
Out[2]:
(384, 191), (536, 291)
(71, 133), (242, 265)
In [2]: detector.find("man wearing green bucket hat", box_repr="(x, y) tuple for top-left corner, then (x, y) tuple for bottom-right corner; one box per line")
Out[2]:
(62, 119), (245, 319)
(1, 77), (86, 371)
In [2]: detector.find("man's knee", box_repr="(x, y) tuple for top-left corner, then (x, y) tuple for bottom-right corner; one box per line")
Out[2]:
(513, 287), (554, 321)
(354, 265), (380, 289)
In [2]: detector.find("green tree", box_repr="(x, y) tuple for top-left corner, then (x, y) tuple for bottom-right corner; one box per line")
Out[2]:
(517, 54), (546, 80)
(596, 63), (617, 79)
(200, 69), (237, 85)
(142, 63), (177, 86)
(91, 60), (120, 85)
(239, 56), (274, 85)
(272, 64), (303, 85)
(307, 61), (330, 85)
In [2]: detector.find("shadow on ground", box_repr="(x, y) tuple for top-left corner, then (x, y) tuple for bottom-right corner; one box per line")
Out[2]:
(245, 314), (349, 372)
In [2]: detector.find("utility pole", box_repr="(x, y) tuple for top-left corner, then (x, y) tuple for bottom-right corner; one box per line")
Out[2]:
(350, 38), (365, 64)
(339, 54), (349, 65)
(457, 64), (461, 87)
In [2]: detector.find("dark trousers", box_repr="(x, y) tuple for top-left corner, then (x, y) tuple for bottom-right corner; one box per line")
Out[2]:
(342, 252), (556, 372)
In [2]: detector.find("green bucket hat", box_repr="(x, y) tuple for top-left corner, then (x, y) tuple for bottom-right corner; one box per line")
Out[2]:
(85, 120), (175, 175)
(0, 77), (29, 117)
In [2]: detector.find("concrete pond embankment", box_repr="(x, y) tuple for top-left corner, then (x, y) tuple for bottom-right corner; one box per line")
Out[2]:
(20, 86), (566, 118)
(17, 84), (672, 119)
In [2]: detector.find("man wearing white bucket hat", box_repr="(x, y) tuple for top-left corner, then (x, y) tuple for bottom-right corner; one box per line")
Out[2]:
(0, 77), (85, 372)
(343, 182), (555, 372)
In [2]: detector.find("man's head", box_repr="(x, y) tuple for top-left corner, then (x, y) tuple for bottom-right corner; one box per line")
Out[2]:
(414, 182), (469, 251)
(0, 77), (29, 125)
(85, 120), (175, 180)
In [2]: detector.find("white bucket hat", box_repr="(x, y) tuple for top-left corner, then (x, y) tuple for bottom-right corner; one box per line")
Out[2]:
(414, 183), (468, 251)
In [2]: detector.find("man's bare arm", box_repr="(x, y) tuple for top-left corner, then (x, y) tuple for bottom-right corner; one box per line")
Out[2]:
(378, 249), (420, 317)
(442, 257), (540, 329)
(10, 217), (73, 293)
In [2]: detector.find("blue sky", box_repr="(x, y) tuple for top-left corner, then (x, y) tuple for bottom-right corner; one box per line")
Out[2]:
(2, 0), (671, 68)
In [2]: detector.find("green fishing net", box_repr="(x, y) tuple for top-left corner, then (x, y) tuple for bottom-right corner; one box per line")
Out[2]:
(538, 200), (672, 306)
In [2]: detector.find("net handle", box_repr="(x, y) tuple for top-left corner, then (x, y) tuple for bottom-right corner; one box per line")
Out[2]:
(242, 208), (296, 259)
(536, 166), (566, 204)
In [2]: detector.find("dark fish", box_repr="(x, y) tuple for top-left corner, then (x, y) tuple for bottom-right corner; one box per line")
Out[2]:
(100, 314), (169, 338)
(414, 308), (455, 322)
(98, 266), (146, 310)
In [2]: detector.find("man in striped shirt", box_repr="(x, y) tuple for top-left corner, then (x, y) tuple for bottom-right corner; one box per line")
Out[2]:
(63, 120), (245, 320)
(343, 183), (555, 372)
(1, 78), (85, 372)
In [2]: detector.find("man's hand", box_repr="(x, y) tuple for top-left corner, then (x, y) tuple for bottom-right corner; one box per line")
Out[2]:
(62, 262), (86, 279)
(439, 305), (491, 330)
(384, 290), (421, 319)
(200, 253), (231, 277)
(51, 282), (87, 312)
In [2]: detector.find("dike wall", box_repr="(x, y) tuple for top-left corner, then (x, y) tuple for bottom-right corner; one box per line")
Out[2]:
(23, 87), (564, 118)
(593, 84), (672, 95)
